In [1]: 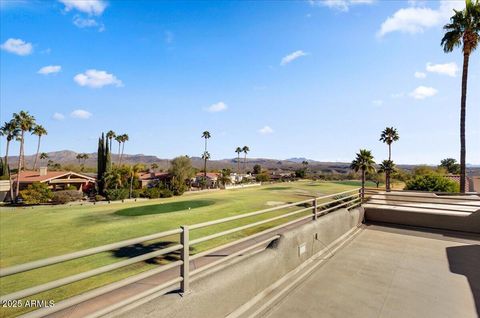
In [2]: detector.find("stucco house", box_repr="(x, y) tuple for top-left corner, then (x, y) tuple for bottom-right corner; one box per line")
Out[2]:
(14, 167), (96, 192)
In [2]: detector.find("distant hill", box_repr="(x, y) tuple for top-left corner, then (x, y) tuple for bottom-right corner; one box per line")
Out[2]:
(6, 150), (480, 176)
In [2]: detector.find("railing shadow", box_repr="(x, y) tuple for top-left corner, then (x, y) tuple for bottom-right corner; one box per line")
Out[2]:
(112, 241), (181, 264)
(446, 245), (480, 316)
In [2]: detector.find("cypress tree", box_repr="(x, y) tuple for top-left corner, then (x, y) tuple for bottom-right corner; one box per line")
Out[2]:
(105, 137), (111, 173)
(97, 133), (105, 194)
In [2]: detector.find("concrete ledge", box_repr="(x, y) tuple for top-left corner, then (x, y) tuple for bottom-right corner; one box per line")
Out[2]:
(112, 207), (364, 318)
(365, 206), (480, 234)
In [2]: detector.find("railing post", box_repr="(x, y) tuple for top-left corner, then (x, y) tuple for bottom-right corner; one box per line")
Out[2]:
(313, 198), (317, 220)
(180, 225), (190, 294)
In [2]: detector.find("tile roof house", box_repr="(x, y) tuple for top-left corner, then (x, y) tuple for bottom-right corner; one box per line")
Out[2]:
(14, 167), (96, 192)
(138, 172), (172, 188)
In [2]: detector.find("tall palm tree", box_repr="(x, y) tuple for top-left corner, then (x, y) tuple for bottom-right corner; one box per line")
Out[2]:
(201, 151), (211, 189)
(378, 160), (396, 192)
(235, 147), (242, 175)
(379, 127), (399, 161)
(32, 125), (47, 171)
(201, 131), (211, 179)
(441, 0), (480, 193)
(1, 120), (20, 202)
(106, 130), (116, 167)
(0, 120), (20, 174)
(242, 146), (250, 173)
(120, 133), (129, 164)
(13, 111), (36, 200)
(350, 149), (376, 200)
(115, 135), (122, 165)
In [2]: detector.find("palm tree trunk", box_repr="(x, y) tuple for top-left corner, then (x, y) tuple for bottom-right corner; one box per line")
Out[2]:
(243, 154), (246, 173)
(33, 135), (41, 170)
(6, 140), (14, 202)
(459, 52), (469, 193)
(237, 154), (240, 175)
(15, 132), (24, 201)
(388, 144), (391, 161)
(386, 171), (391, 192)
(129, 175), (134, 199)
(121, 142), (125, 165)
(118, 143), (121, 166)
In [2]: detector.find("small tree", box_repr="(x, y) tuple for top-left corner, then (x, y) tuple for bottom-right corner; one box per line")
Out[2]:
(378, 160), (396, 192)
(253, 164), (262, 175)
(169, 156), (195, 195)
(350, 149), (376, 200)
(439, 158), (461, 174)
(19, 182), (53, 204)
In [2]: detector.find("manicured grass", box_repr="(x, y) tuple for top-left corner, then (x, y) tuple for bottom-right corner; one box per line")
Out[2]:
(0, 181), (357, 317)
(115, 199), (217, 216)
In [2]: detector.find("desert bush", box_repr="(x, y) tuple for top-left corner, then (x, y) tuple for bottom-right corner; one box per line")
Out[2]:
(19, 183), (53, 204)
(52, 190), (84, 204)
(404, 174), (459, 192)
(105, 188), (129, 201)
(160, 188), (174, 198)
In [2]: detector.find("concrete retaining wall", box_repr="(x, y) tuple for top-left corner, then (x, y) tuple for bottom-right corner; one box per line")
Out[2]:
(365, 206), (480, 234)
(114, 207), (364, 318)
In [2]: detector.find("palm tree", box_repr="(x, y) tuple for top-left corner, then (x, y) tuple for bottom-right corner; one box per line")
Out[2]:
(39, 152), (49, 165)
(379, 127), (399, 161)
(235, 147), (242, 175)
(242, 146), (250, 173)
(128, 164), (142, 198)
(0, 120), (20, 174)
(350, 149), (376, 200)
(104, 168), (122, 190)
(31, 125), (47, 170)
(106, 130), (116, 167)
(201, 151), (211, 189)
(120, 134), (129, 165)
(201, 131), (211, 179)
(378, 160), (396, 192)
(13, 111), (36, 200)
(115, 135), (122, 165)
(441, 0), (480, 193)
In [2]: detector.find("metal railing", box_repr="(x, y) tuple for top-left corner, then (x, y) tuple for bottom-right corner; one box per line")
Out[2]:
(364, 188), (480, 213)
(0, 188), (361, 318)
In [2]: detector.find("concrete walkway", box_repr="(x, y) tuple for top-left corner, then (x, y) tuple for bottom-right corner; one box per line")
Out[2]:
(258, 224), (480, 318)
(47, 217), (315, 318)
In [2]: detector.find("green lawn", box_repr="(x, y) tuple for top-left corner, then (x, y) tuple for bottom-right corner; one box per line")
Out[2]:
(0, 180), (359, 317)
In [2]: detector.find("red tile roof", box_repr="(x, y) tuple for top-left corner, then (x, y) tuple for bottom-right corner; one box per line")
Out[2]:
(15, 171), (95, 183)
(138, 172), (171, 180)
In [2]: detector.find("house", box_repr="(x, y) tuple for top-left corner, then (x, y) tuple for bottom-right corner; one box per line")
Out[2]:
(14, 167), (96, 192)
(138, 172), (172, 188)
(193, 172), (220, 188)
(444, 175), (475, 192)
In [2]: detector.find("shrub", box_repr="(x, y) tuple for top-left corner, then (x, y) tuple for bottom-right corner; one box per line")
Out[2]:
(65, 185), (77, 191)
(105, 188), (129, 201)
(141, 187), (160, 199)
(160, 188), (174, 198)
(52, 190), (84, 204)
(19, 183), (53, 204)
(131, 189), (144, 198)
(404, 174), (459, 192)
(95, 194), (105, 202)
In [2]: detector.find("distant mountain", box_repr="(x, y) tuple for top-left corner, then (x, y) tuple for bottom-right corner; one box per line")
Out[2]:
(6, 150), (480, 176)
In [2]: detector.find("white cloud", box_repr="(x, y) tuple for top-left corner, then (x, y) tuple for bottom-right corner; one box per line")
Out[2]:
(71, 109), (92, 119)
(59, 0), (107, 15)
(426, 62), (458, 77)
(72, 16), (105, 31)
(409, 86), (438, 100)
(259, 126), (274, 134)
(414, 71), (426, 79)
(1, 38), (33, 56)
(377, 1), (465, 37)
(280, 50), (308, 66)
(52, 112), (65, 120)
(38, 65), (62, 75)
(205, 102), (228, 113)
(74, 69), (123, 88)
(309, 0), (374, 12)
(391, 92), (405, 98)
(372, 99), (384, 106)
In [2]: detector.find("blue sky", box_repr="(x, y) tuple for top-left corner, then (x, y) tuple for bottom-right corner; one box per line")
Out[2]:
(1, 0), (479, 164)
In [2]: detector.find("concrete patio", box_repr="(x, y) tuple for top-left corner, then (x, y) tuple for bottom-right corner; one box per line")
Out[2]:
(255, 223), (480, 318)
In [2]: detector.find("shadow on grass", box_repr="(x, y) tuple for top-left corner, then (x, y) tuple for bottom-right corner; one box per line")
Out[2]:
(112, 241), (193, 264)
(263, 187), (292, 191)
(115, 199), (217, 217)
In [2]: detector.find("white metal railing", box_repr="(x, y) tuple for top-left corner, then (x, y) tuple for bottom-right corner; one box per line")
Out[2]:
(0, 188), (361, 318)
